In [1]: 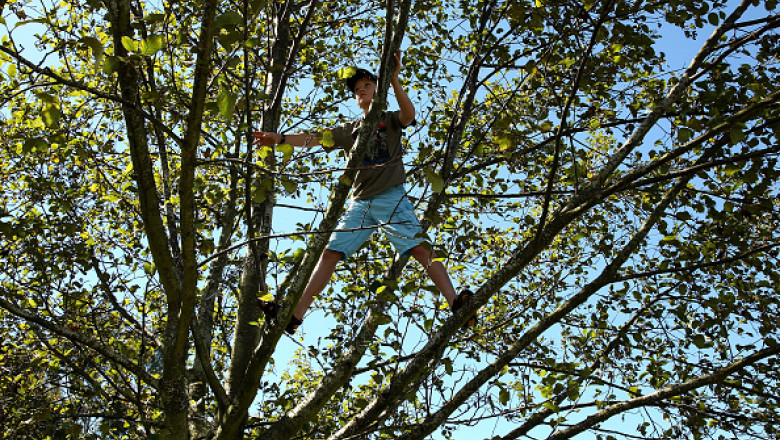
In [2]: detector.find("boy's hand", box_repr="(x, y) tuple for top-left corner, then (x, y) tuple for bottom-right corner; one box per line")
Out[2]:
(393, 51), (402, 81)
(253, 131), (281, 146)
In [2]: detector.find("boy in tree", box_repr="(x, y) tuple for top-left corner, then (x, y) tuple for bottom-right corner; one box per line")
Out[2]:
(254, 52), (476, 334)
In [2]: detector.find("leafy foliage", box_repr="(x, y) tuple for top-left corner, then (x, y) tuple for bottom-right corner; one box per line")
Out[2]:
(1, 0), (779, 439)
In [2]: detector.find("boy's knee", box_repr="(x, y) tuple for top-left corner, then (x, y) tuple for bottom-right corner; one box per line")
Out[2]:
(409, 244), (431, 263)
(322, 249), (344, 262)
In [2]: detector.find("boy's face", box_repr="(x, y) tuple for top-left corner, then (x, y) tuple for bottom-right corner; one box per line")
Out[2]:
(353, 77), (376, 110)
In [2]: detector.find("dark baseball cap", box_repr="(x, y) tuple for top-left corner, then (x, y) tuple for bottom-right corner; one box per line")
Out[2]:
(345, 68), (377, 93)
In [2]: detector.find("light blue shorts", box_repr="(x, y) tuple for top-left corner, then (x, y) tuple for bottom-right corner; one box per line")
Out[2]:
(327, 185), (426, 259)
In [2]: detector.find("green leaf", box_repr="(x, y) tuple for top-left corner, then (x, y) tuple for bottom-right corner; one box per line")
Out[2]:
(278, 143), (294, 163)
(217, 88), (237, 119)
(338, 174), (353, 187)
(338, 66), (357, 79)
(677, 127), (693, 143)
(80, 36), (104, 68)
(443, 358), (453, 375)
(674, 211), (692, 221)
(281, 178), (297, 194)
(121, 36), (138, 53)
(567, 382), (581, 401)
(102, 56), (119, 75)
(560, 57), (576, 68)
(23, 137), (49, 154)
(424, 167), (445, 193)
(692, 334), (708, 349)
(143, 13), (166, 23)
(497, 136), (512, 151)
(729, 126), (745, 145)
(252, 187), (267, 203)
(321, 130), (335, 148)
(42, 105), (61, 128)
(374, 314), (392, 326)
(218, 31), (243, 49)
(499, 388), (510, 405)
(256, 146), (273, 160)
(140, 34), (164, 56)
(36, 92), (57, 104)
(723, 162), (741, 177)
(215, 11), (243, 29)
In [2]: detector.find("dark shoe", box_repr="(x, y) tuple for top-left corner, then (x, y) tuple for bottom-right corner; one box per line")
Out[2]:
(286, 316), (303, 334)
(258, 300), (279, 321)
(452, 288), (478, 328)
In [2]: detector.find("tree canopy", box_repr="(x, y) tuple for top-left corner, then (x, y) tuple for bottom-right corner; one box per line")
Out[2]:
(1, 0), (779, 439)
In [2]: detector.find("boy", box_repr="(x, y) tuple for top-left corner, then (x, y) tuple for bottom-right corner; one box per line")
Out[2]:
(254, 52), (475, 334)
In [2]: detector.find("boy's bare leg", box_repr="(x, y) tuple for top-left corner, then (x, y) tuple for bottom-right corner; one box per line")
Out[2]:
(409, 244), (457, 306)
(293, 249), (343, 320)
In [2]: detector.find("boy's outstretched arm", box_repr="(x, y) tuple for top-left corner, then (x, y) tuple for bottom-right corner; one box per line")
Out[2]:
(253, 131), (322, 149)
(391, 51), (416, 127)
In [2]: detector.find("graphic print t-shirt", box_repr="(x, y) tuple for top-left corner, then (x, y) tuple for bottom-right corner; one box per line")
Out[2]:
(328, 111), (414, 200)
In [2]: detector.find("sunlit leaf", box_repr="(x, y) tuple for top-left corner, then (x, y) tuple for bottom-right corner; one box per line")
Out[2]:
(321, 130), (335, 147)
(278, 143), (294, 163)
(140, 34), (164, 56)
(121, 36), (138, 53)
(217, 88), (237, 119)
(338, 66), (357, 79)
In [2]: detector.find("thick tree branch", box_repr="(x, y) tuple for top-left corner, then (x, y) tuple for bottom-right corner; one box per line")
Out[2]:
(102, 3), (189, 431)
(106, 0), (180, 302)
(108, 0), (218, 435)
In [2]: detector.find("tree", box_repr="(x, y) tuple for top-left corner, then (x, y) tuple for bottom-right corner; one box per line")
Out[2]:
(1, 0), (778, 439)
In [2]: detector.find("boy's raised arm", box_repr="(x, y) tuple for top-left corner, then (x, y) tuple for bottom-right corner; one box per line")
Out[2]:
(391, 51), (416, 127)
(253, 131), (322, 149)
